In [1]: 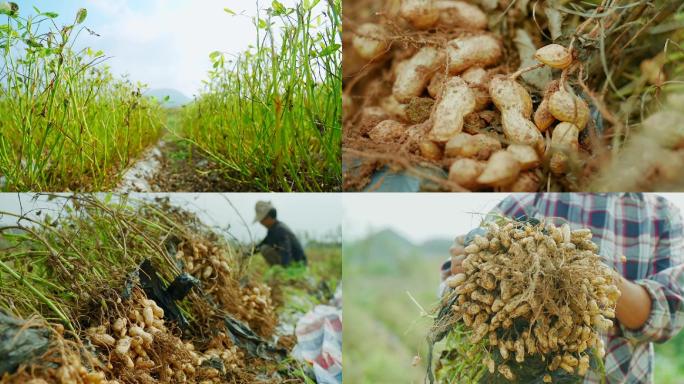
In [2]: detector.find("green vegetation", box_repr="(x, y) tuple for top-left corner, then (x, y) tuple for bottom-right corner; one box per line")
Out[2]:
(655, 331), (684, 383)
(0, 6), (164, 191)
(0, 0), (341, 192)
(344, 230), (446, 383)
(181, 0), (342, 191)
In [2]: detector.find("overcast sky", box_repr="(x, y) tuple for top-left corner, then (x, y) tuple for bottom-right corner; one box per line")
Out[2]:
(343, 193), (684, 244)
(0, 193), (342, 244)
(11, 0), (323, 96)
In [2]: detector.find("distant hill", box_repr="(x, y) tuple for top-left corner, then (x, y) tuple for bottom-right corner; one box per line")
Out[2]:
(145, 89), (192, 108)
(419, 238), (453, 257)
(345, 229), (452, 271)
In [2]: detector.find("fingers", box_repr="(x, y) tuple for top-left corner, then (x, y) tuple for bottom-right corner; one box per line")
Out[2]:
(451, 254), (465, 275)
(449, 234), (466, 255)
(442, 234), (467, 281)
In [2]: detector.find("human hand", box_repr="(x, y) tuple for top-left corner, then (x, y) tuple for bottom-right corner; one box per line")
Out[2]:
(449, 235), (466, 275)
(613, 273), (651, 330)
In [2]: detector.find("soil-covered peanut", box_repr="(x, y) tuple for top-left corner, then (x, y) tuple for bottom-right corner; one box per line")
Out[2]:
(477, 150), (521, 186)
(534, 80), (560, 132)
(430, 76), (476, 142)
(434, 0), (487, 30)
(550, 122), (580, 175)
(419, 140), (443, 160)
(506, 144), (540, 170)
(500, 110), (544, 152)
(393, 46), (445, 102)
(400, 0), (440, 29)
(462, 67), (492, 112)
(549, 88), (590, 130)
(380, 95), (409, 122)
(489, 75), (533, 117)
(368, 120), (408, 143)
(352, 23), (390, 61)
(506, 171), (541, 191)
(444, 133), (501, 160)
(448, 158), (486, 190)
(534, 44), (572, 69)
(447, 35), (502, 74)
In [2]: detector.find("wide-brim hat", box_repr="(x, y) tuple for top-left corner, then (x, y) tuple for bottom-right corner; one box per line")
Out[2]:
(253, 201), (274, 223)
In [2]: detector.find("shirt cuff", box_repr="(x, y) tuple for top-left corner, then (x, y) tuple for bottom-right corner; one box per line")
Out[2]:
(619, 278), (668, 344)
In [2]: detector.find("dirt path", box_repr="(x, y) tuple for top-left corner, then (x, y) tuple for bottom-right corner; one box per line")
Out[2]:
(116, 135), (240, 192)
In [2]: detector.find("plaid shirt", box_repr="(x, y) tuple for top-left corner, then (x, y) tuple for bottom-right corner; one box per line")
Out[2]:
(492, 193), (684, 384)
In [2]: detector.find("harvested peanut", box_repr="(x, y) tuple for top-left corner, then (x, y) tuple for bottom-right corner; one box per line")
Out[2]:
(500, 110), (544, 152)
(400, 0), (440, 29)
(438, 217), (619, 380)
(447, 35), (502, 74)
(427, 72), (446, 98)
(489, 75), (532, 117)
(352, 23), (390, 61)
(489, 76), (543, 151)
(380, 96), (408, 122)
(549, 122), (580, 175)
(430, 77), (476, 142)
(419, 140), (443, 161)
(534, 80), (560, 132)
(393, 47), (445, 102)
(477, 150), (521, 186)
(506, 171), (540, 191)
(462, 67), (492, 111)
(444, 133), (501, 160)
(506, 144), (540, 170)
(448, 158), (486, 190)
(368, 120), (407, 143)
(461, 67), (490, 86)
(549, 87), (590, 130)
(534, 44), (572, 69)
(434, 1), (487, 30)
(90, 333), (116, 347)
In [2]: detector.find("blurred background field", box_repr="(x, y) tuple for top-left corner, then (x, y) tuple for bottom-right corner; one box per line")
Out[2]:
(343, 194), (684, 384)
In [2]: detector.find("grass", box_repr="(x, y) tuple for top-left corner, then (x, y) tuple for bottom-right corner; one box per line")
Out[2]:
(0, 6), (164, 191)
(180, 0), (342, 191)
(0, 1), (341, 192)
(0, 194), (190, 328)
(344, 244), (443, 383)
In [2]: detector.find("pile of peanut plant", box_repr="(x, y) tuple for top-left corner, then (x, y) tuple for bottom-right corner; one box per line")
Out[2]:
(343, 0), (684, 191)
(0, 5), (164, 191)
(429, 217), (620, 383)
(181, 0), (342, 191)
(0, 194), (306, 383)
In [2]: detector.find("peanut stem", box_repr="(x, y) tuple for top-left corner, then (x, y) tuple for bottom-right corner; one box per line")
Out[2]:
(509, 63), (544, 81)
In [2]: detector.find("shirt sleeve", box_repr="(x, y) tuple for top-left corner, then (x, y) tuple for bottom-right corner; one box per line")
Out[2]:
(621, 203), (684, 344)
(487, 193), (538, 221)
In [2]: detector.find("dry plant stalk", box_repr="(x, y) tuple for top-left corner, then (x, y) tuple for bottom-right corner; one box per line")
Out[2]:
(433, 217), (620, 382)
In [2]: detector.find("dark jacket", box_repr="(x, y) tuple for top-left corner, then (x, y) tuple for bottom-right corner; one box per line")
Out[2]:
(259, 221), (307, 266)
